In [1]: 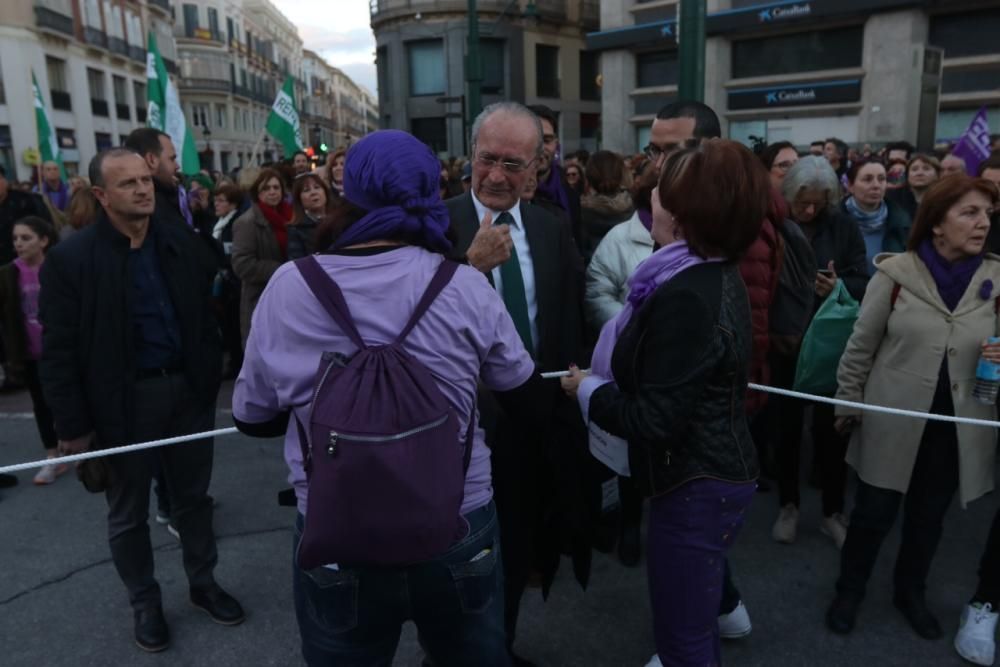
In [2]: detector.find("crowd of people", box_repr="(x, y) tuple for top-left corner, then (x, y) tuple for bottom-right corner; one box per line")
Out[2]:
(0, 99), (999, 667)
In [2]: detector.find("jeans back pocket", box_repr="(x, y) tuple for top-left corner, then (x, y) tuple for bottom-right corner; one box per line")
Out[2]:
(447, 542), (500, 614)
(301, 566), (360, 634)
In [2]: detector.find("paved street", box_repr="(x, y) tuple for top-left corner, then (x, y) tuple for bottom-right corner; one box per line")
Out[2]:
(1, 381), (997, 666)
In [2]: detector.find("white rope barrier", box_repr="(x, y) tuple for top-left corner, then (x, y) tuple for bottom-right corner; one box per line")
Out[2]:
(0, 427), (239, 475)
(1, 379), (999, 475)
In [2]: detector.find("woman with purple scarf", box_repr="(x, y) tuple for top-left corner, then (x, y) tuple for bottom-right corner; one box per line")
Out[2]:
(232, 130), (546, 666)
(563, 139), (770, 666)
(827, 175), (1000, 642)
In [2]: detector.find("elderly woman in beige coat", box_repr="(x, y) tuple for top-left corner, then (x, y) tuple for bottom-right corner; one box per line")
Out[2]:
(231, 167), (292, 345)
(825, 175), (1000, 642)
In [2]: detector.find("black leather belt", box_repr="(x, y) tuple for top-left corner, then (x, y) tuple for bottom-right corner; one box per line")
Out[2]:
(136, 366), (183, 380)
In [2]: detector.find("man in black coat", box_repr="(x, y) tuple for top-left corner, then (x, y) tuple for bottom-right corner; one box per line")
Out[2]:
(39, 149), (243, 653)
(446, 101), (591, 665)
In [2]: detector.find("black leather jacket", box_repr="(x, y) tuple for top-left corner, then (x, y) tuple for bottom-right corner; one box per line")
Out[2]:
(589, 262), (759, 498)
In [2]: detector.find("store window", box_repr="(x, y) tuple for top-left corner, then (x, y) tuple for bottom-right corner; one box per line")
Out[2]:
(407, 40), (445, 97)
(732, 26), (863, 79)
(636, 50), (678, 88)
(481, 39), (506, 95)
(930, 9), (1000, 59)
(536, 45), (560, 98)
(411, 117), (447, 155)
(580, 50), (600, 100)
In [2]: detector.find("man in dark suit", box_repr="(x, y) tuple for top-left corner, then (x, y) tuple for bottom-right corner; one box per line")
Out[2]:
(40, 148), (243, 653)
(446, 101), (589, 665)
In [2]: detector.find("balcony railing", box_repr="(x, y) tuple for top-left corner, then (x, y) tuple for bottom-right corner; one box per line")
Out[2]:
(179, 77), (231, 93)
(50, 90), (71, 111)
(129, 45), (146, 63)
(148, 0), (170, 13)
(91, 98), (109, 117)
(83, 27), (107, 49)
(34, 6), (74, 37)
(108, 36), (129, 57)
(116, 103), (130, 120)
(231, 83), (252, 100)
(185, 26), (224, 43)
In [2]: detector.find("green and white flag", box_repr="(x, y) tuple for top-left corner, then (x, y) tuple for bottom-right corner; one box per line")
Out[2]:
(145, 31), (199, 175)
(266, 76), (304, 158)
(31, 71), (66, 180)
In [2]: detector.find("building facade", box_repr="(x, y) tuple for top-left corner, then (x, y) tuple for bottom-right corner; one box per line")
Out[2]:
(371, 0), (603, 157)
(589, 0), (1000, 153)
(175, 0), (305, 170)
(0, 0), (176, 179)
(0, 0), (375, 181)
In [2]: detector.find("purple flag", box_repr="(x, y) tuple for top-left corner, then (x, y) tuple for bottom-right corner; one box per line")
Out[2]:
(950, 106), (992, 176)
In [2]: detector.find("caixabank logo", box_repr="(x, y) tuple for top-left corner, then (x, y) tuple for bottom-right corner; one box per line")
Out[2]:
(765, 88), (818, 105)
(758, 3), (813, 23)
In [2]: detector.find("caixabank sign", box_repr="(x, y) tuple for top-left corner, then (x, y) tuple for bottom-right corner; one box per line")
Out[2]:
(707, 0), (922, 34)
(585, 0), (924, 50)
(728, 79), (862, 111)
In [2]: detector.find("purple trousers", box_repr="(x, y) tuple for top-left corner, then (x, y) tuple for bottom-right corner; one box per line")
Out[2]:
(648, 478), (756, 667)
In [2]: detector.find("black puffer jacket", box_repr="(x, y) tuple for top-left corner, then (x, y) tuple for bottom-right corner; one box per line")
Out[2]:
(589, 262), (759, 498)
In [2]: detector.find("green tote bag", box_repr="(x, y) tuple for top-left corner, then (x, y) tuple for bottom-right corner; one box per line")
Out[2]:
(793, 279), (860, 396)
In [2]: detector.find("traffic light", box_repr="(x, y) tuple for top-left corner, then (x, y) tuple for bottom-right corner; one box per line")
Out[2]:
(319, 142), (329, 153)
(305, 147), (315, 157)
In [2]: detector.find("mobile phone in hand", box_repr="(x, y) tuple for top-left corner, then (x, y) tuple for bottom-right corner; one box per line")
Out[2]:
(817, 269), (834, 277)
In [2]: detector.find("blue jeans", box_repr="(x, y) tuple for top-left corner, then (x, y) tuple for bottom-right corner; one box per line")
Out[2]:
(292, 501), (509, 667)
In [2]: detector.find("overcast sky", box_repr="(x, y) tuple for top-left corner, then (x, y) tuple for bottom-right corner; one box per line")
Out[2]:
(271, 0), (378, 97)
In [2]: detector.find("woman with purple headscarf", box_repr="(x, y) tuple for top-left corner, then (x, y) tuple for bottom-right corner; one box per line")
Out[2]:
(232, 130), (547, 666)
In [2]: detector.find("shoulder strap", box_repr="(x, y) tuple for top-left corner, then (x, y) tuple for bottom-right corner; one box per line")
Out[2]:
(890, 283), (901, 309)
(294, 256), (367, 351)
(394, 260), (460, 344)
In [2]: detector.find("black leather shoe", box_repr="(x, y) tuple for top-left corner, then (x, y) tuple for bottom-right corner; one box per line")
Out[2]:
(893, 592), (943, 639)
(134, 606), (169, 652)
(826, 593), (862, 635)
(618, 523), (641, 567)
(191, 585), (245, 626)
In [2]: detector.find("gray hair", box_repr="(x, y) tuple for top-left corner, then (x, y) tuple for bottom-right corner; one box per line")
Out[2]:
(470, 101), (544, 159)
(88, 147), (141, 188)
(781, 155), (841, 211)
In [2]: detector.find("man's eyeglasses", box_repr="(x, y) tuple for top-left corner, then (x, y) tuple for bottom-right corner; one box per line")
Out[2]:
(643, 143), (666, 161)
(475, 153), (536, 174)
(773, 160), (797, 172)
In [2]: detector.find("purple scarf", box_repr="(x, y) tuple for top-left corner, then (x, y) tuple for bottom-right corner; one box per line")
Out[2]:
(335, 130), (451, 253)
(177, 185), (195, 228)
(637, 207), (652, 232)
(535, 157), (572, 216)
(590, 241), (724, 382)
(34, 180), (69, 211)
(916, 238), (983, 312)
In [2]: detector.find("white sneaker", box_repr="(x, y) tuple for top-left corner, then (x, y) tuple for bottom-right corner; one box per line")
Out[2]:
(33, 462), (67, 486)
(718, 600), (752, 639)
(772, 504), (799, 544)
(643, 655), (662, 667)
(821, 513), (849, 550)
(955, 602), (997, 666)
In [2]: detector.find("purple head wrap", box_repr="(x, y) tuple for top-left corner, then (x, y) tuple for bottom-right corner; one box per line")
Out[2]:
(334, 130), (452, 253)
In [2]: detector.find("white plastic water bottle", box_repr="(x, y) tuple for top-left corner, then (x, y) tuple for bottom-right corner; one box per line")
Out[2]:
(973, 336), (1000, 405)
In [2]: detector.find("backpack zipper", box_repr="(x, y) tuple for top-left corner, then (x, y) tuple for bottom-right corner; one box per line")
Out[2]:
(327, 413), (450, 456)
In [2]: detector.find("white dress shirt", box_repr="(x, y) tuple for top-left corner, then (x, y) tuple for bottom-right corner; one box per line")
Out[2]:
(471, 191), (539, 355)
